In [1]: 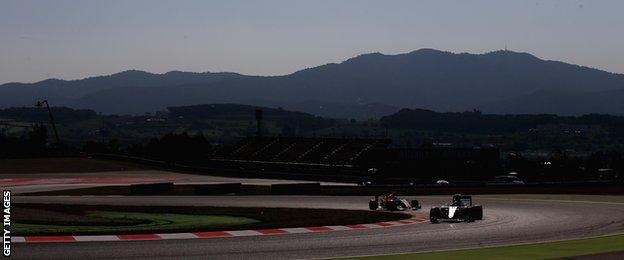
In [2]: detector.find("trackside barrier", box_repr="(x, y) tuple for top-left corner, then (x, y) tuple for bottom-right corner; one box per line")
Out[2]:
(92, 153), (364, 183)
(130, 182), (174, 195)
(321, 182), (624, 196)
(271, 183), (321, 195)
(194, 183), (242, 195)
(91, 154), (623, 195)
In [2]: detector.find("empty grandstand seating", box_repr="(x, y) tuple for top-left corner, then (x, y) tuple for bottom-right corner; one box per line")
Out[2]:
(216, 137), (390, 166)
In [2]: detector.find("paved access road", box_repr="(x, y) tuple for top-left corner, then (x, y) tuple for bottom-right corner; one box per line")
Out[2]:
(12, 195), (624, 259)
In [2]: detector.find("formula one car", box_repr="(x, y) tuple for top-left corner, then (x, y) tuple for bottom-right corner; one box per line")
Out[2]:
(429, 194), (483, 223)
(369, 193), (421, 211)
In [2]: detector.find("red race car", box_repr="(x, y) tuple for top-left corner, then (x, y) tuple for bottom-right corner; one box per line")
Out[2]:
(369, 193), (421, 211)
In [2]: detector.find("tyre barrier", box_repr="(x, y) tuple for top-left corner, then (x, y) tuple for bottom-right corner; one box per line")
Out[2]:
(194, 183), (242, 195)
(271, 183), (321, 195)
(130, 182), (174, 195)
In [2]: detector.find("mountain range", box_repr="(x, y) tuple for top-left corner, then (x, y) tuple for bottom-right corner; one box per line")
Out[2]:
(1, 49), (623, 119)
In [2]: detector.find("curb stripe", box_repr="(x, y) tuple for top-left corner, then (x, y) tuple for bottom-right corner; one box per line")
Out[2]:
(157, 233), (198, 239)
(15, 215), (428, 243)
(12, 237), (26, 243)
(25, 236), (75, 242)
(256, 229), (289, 235)
(194, 231), (232, 238)
(118, 234), (161, 240)
(346, 224), (367, 229)
(74, 235), (120, 242)
(306, 226), (334, 232)
(226, 230), (262, 236)
(362, 224), (382, 228)
(326, 225), (353, 231)
(280, 227), (311, 234)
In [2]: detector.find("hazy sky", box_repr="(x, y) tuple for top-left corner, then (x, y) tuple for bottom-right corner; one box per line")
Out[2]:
(1, 0), (623, 84)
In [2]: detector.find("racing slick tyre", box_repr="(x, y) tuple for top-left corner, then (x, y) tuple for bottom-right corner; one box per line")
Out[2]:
(410, 200), (421, 210)
(473, 205), (483, 220)
(395, 201), (406, 211)
(369, 200), (379, 210)
(429, 208), (440, 224)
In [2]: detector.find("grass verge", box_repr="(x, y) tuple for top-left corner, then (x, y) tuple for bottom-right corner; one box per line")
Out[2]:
(13, 203), (409, 235)
(344, 234), (624, 260)
(476, 194), (624, 204)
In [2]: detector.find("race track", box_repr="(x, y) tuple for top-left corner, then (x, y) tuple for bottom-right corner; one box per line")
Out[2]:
(12, 195), (624, 259)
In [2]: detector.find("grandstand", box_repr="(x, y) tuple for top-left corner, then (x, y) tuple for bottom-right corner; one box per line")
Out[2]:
(215, 137), (390, 166)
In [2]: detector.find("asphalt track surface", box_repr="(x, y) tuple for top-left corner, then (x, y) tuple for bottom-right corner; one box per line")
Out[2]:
(12, 195), (624, 259)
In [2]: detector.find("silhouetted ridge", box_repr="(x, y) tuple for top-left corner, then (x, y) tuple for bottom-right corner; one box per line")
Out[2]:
(1, 49), (624, 117)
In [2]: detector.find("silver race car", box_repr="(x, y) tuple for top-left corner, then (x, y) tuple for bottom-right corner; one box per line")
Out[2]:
(429, 194), (483, 223)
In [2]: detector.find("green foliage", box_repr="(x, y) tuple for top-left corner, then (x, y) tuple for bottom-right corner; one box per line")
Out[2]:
(168, 104), (336, 132)
(348, 235), (624, 260)
(0, 124), (50, 158)
(0, 107), (97, 123)
(381, 108), (624, 134)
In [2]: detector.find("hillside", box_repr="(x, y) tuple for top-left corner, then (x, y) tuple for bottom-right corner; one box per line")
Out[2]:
(2, 49), (624, 118)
